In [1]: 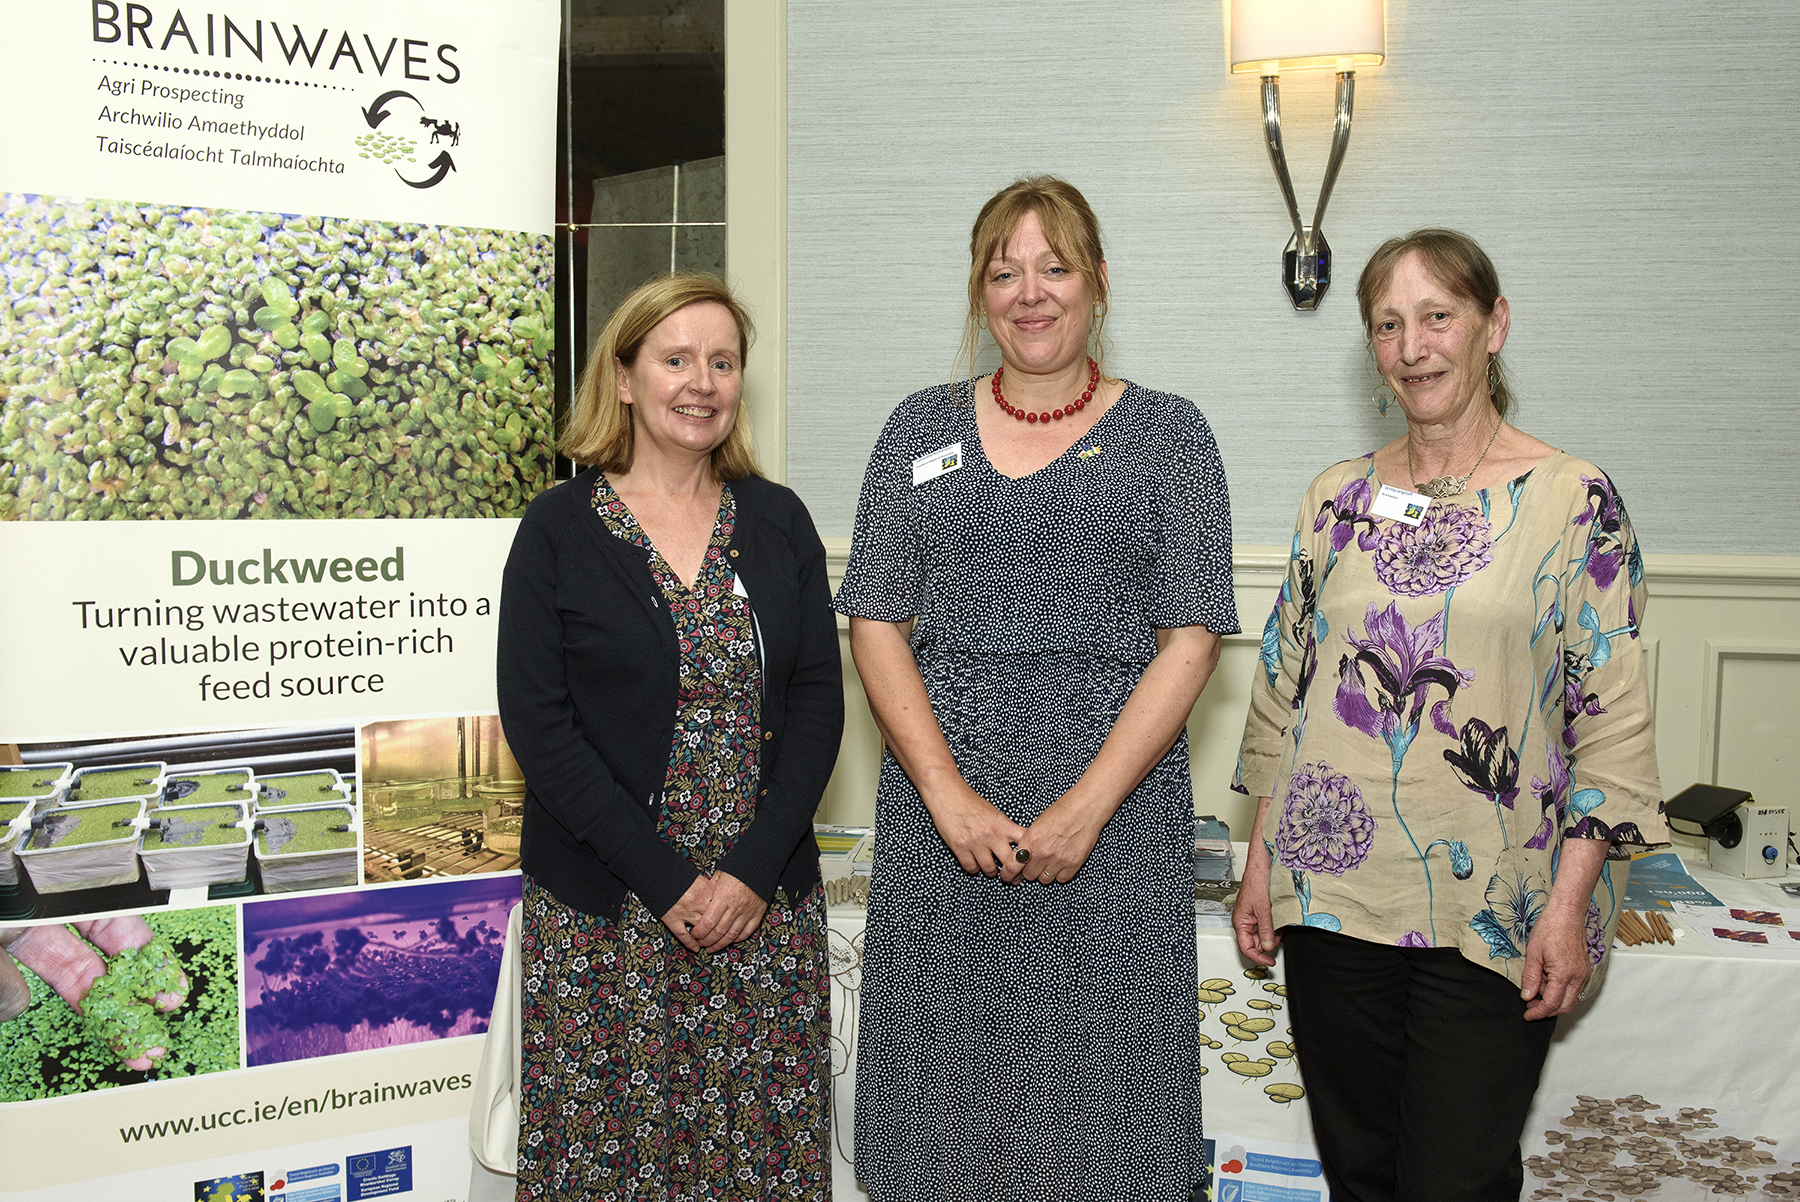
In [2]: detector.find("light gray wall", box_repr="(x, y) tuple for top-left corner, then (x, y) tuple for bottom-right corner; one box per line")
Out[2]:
(785, 0), (1799, 554)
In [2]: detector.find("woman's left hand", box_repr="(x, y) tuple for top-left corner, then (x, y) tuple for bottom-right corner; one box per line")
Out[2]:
(1014, 797), (1105, 885)
(1519, 908), (1593, 1020)
(1520, 836), (1608, 1020)
(689, 871), (769, 952)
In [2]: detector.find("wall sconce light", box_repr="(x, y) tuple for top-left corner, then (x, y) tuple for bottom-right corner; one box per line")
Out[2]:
(1229, 0), (1386, 310)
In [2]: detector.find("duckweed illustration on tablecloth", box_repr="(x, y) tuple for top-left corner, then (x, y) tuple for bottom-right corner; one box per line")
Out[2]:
(1196, 967), (1307, 1108)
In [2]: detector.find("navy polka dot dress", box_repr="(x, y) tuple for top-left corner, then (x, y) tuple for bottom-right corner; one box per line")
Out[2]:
(834, 378), (1240, 1202)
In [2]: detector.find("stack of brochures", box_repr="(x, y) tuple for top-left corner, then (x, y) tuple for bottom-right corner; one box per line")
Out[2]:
(1194, 816), (1236, 925)
(815, 823), (874, 882)
(1621, 850), (1722, 910)
(1195, 817), (1233, 883)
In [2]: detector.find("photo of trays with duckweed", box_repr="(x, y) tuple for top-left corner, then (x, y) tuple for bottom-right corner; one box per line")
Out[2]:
(241, 873), (519, 1067)
(360, 714), (523, 883)
(1, 722), (357, 921)
(0, 904), (241, 1101)
(0, 193), (555, 520)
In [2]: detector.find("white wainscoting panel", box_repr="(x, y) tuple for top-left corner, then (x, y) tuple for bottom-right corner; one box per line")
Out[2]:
(1700, 641), (1800, 825)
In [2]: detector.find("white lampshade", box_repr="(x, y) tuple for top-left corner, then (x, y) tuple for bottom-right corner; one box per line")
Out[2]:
(1229, 0), (1386, 73)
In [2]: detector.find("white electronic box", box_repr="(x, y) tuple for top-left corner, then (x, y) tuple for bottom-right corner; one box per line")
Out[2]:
(1707, 802), (1790, 879)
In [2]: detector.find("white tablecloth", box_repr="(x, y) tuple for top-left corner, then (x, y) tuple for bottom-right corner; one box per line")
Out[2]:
(824, 857), (1800, 1201)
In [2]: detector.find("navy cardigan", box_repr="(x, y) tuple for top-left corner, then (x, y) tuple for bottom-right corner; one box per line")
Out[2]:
(496, 468), (845, 920)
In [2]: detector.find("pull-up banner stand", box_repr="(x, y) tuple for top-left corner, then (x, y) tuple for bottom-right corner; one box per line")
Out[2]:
(0, 2), (557, 1197)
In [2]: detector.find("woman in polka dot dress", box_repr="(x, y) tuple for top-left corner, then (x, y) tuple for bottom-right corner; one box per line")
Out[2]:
(835, 176), (1240, 1201)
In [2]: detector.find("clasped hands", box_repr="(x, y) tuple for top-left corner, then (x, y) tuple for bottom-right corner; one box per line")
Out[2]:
(927, 780), (1100, 886)
(659, 869), (768, 955)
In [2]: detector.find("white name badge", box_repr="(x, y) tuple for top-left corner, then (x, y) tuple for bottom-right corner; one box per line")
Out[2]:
(1370, 483), (1432, 527)
(911, 443), (964, 486)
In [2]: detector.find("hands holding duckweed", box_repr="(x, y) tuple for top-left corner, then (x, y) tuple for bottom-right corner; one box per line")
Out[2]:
(0, 918), (189, 1070)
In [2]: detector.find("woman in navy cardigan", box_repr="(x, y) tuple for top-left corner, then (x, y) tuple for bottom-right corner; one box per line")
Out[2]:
(497, 272), (843, 1200)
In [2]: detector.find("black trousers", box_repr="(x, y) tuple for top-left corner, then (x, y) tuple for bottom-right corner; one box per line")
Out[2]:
(1280, 926), (1557, 1202)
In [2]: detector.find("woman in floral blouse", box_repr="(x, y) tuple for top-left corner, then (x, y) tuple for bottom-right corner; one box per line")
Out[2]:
(1232, 229), (1666, 1202)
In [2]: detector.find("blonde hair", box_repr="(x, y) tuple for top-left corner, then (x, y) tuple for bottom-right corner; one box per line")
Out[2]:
(1357, 228), (1513, 420)
(560, 272), (761, 479)
(957, 176), (1109, 386)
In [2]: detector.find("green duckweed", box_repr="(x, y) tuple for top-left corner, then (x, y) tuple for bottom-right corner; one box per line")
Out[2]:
(0, 906), (240, 1100)
(0, 194), (555, 520)
(81, 937), (183, 1061)
(0, 768), (63, 799)
(150, 805), (246, 848)
(163, 771), (253, 806)
(27, 801), (138, 849)
(0, 800), (25, 850)
(257, 773), (344, 806)
(67, 765), (160, 802)
(257, 807), (354, 856)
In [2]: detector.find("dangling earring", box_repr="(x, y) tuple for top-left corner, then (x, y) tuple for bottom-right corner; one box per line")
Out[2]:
(1373, 382), (1396, 417)
(1486, 357), (1501, 397)
(976, 311), (989, 331)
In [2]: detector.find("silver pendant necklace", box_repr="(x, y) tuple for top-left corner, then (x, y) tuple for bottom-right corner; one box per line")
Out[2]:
(1410, 417), (1502, 499)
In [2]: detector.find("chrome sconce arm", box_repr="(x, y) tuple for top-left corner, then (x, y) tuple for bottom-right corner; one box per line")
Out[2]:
(1260, 68), (1357, 311)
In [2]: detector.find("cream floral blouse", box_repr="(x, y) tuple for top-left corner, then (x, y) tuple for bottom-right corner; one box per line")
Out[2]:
(1234, 450), (1668, 986)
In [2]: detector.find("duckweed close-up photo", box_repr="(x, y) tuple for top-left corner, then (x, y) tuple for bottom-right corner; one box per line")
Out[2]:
(0, 193), (555, 521)
(0, 906), (241, 1101)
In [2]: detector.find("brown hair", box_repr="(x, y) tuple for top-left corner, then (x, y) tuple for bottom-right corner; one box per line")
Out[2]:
(958, 176), (1109, 384)
(1356, 228), (1513, 419)
(560, 272), (761, 479)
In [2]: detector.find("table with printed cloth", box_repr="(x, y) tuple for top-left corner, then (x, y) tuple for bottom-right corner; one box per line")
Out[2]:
(823, 854), (1800, 1201)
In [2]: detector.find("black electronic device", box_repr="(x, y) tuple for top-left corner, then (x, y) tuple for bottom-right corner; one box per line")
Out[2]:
(1664, 783), (1754, 846)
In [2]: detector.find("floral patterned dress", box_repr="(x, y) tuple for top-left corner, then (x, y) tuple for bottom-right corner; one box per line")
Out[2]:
(1234, 451), (1667, 986)
(515, 478), (831, 1202)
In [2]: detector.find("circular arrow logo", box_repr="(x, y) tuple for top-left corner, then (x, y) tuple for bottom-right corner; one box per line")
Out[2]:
(357, 90), (459, 189)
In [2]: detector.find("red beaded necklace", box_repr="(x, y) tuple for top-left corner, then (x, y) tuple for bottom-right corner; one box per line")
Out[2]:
(992, 357), (1099, 424)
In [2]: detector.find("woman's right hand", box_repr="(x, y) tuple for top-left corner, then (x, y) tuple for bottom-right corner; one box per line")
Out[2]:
(849, 616), (1026, 883)
(920, 774), (1029, 881)
(1233, 799), (1281, 966)
(660, 874), (712, 953)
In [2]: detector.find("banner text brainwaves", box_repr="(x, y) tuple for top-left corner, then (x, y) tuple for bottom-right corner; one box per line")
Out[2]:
(90, 4), (462, 85)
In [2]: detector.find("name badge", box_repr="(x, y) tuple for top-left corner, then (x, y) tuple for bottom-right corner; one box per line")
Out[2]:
(911, 442), (964, 486)
(1370, 483), (1431, 527)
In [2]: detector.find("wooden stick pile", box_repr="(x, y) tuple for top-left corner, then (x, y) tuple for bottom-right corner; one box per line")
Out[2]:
(1615, 908), (1675, 946)
(824, 874), (871, 907)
